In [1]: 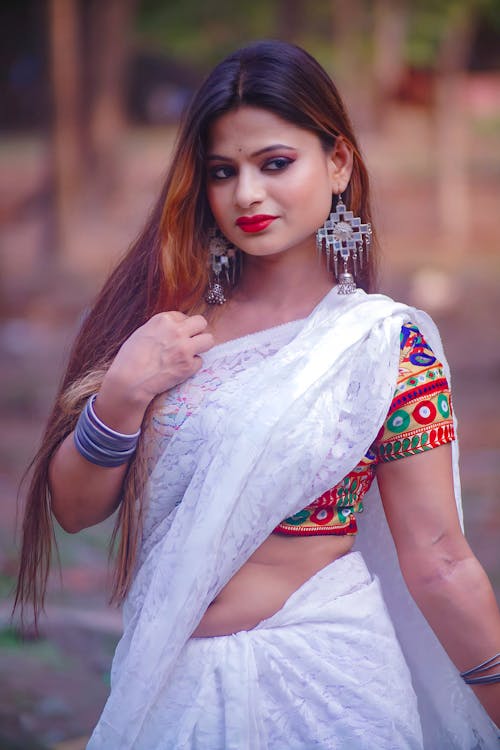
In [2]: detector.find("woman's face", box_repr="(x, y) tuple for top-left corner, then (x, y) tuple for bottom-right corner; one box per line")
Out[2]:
(205, 106), (351, 260)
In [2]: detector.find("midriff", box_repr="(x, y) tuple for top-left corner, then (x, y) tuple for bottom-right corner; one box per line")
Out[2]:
(191, 533), (354, 638)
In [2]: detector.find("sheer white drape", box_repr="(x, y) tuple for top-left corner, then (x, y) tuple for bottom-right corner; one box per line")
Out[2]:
(87, 288), (497, 748)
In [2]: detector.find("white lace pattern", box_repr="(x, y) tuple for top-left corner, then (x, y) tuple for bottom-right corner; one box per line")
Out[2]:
(87, 288), (498, 749)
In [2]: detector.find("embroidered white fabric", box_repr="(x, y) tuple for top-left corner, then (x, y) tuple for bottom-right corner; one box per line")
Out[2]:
(112, 552), (425, 750)
(87, 288), (498, 749)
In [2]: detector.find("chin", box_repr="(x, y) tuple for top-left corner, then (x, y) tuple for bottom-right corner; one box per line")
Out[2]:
(240, 245), (289, 259)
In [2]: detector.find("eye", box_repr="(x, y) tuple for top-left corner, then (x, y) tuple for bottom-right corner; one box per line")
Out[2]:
(264, 157), (294, 171)
(208, 165), (235, 181)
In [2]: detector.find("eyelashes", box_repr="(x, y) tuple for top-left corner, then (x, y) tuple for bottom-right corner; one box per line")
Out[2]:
(208, 165), (235, 180)
(264, 156), (294, 171)
(207, 156), (295, 181)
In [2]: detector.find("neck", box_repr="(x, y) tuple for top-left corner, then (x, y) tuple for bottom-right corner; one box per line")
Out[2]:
(233, 242), (334, 313)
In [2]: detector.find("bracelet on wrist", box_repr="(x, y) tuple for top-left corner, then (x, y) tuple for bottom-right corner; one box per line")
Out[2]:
(462, 672), (500, 686)
(460, 652), (500, 686)
(74, 394), (141, 468)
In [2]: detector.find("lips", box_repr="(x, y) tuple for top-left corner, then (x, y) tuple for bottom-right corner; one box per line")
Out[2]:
(236, 215), (278, 233)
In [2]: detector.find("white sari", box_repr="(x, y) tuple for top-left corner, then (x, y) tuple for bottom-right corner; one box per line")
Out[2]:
(87, 287), (498, 749)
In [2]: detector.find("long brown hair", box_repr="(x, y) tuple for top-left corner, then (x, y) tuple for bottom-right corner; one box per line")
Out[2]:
(15, 40), (378, 626)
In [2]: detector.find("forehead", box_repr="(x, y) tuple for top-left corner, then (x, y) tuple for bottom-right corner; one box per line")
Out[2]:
(207, 106), (319, 154)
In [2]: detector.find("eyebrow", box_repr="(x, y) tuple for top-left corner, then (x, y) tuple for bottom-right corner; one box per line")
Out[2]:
(206, 144), (296, 161)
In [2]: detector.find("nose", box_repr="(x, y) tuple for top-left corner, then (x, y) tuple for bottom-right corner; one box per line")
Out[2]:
(234, 166), (265, 208)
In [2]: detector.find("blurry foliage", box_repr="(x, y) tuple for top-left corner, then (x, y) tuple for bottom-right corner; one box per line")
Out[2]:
(0, 626), (65, 667)
(134, 0), (500, 72)
(0, 626), (24, 649)
(472, 115), (500, 137)
(0, 572), (16, 600)
(135, 0), (277, 69)
(134, 0), (342, 71)
(405, 0), (500, 68)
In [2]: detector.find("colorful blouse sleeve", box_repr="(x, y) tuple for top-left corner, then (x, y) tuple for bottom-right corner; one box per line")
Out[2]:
(373, 323), (455, 462)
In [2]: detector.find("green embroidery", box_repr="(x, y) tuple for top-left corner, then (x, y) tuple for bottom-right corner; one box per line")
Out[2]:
(337, 508), (350, 522)
(387, 409), (411, 433)
(284, 509), (310, 525)
(438, 393), (450, 418)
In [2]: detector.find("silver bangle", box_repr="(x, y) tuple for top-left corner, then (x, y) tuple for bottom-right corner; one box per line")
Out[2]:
(74, 394), (140, 467)
(460, 651), (500, 686)
(462, 672), (500, 686)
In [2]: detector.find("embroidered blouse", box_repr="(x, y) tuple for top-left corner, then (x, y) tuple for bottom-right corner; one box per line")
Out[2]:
(274, 323), (455, 536)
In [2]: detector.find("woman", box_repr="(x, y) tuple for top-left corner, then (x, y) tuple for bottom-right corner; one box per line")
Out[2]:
(15, 41), (500, 748)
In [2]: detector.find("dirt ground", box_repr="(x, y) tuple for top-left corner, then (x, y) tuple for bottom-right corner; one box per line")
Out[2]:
(0, 105), (499, 748)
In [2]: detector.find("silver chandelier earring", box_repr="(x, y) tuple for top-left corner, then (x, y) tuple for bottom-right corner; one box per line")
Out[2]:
(316, 193), (372, 294)
(205, 228), (238, 305)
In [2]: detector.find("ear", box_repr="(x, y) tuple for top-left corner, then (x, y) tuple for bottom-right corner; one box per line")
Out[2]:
(327, 137), (354, 194)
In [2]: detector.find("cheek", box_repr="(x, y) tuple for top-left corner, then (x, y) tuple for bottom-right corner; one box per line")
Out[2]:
(205, 185), (217, 217)
(285, 165), (333, 227)
(206, 185), (229, 229)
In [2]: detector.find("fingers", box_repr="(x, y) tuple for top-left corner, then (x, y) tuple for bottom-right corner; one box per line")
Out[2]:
(188, 332), (214, 355)
(150, 312), (208, 338)
(163, 311), (188, 323)
(190, 354), (204, 376)
(180, 314), (208, 337)
(147, 311), (213, 356)
(162, 312), (213, 353)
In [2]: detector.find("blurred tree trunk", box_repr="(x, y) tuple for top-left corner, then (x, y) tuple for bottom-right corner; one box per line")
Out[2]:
(435, 7), (476, 259)
(331, 0), (373, 129)
(275, 0), (305, 42)
(86, 0), (138, 196)
(372, 0), (408, 121)
(48, 0), (82, 265)
(48, 0), (137, 268)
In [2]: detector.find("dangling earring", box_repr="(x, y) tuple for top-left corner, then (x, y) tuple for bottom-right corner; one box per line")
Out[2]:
(205, 228), (238, 305)
(316, 193), (372, 294)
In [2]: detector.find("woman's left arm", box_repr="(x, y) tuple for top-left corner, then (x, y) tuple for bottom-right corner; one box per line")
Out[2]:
(377, 443), (500, 726)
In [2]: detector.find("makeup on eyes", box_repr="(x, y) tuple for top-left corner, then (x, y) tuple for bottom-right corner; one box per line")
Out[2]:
(207, 144), (296, 169)
(207, 153), (296, 181)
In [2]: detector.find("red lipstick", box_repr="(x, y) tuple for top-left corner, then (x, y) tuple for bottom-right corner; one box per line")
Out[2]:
(236, 215), (278, 233)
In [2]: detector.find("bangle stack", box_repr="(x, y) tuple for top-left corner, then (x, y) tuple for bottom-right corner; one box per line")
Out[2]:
(460, 652), (500, 685)
(74, 394), (141, 468)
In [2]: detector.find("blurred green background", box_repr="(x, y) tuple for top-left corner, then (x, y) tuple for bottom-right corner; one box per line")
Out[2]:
(1, 1), (499, 747)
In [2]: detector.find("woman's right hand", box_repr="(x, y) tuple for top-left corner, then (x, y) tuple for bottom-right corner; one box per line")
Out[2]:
(50, 311), (213, 532)
(94, 312), (214, 432)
